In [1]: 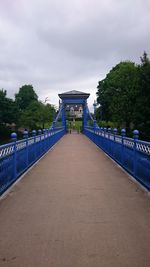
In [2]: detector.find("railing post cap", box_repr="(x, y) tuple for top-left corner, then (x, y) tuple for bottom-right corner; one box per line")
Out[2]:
(133, 129), (139, 139)
(11, 132), (17, 140)
(23, 130), (28, 135)
(23, 130), (28, 139)
(43, 129), (46, 133)
(104, 127), (107, 131)
(32, 130), (36, 136)
(121, 128), (126, 136)
(114, 128), (117, 134)
(38, 129), (42, 135)
(108, 127), (111, 133)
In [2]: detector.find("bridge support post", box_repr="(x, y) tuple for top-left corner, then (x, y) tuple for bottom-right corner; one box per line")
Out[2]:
(11, 132), (17, 180)
(61, 102), (66, 132)
(83, 100), (87, 131)
(133, 130), (139, 177)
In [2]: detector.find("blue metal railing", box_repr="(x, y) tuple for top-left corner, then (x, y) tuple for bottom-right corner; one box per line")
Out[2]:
(0, 127), (65, 195)
(84, 126), (150, 190)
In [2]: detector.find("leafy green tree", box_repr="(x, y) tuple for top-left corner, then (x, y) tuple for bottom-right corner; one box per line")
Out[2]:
(134, 52), (150, 139)
(15, 84), (38, 110)
(19, 101), (56, 130)
(96, 61), (139, 132)
(0, 89), (7, 124)
(0, 89), (20, 125)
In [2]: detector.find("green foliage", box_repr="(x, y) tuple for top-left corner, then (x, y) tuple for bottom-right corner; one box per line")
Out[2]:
(66, 120), (82, 131)
(0, 85), (56, 142)
(19, 101), (56, 129)
(0, 89), (20, 125)
(97, 61), (139, 127)
(133, 52), (150, 139)
(96, 52), (150, 140)
(15, 84), (38, 110)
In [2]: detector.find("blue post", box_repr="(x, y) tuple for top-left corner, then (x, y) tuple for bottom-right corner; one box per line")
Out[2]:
(103, 128), (107, 151)
(108, 128), (111, 154)
(121, 128), (126, 166)
(46, 128), (49, 149)
(108, 128), (111, 138)
(113, 128), (117, 158)
(11, 132), (17, 180)
(32, 130), (36, 161)
(113, 128), (117, 142)
(32, 130), (36, 137)
(61, 103), (66, 132)
(23, 130), (28, 139)
(43, 129), (46, 152)
(38, 129), (42, 156)
(38, 129), (42, 135)
(100, 127), (103, 147)
(93, 100), (97, 131)
(23, 130), (28, 167)
(133, 129), (139, 177)
(83, 101), (87, 131)
(52, 120), (56, 129)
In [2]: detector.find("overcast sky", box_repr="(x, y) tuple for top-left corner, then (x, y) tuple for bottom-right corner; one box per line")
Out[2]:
(0, 0), (150, 110)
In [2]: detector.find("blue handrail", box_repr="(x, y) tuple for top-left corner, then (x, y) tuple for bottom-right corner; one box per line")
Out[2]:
(84, 126), (150, 190)
(0, 127), (65, 195)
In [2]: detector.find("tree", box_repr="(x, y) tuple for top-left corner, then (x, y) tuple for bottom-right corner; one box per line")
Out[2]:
(134, 52), (150, 139)
(15, 84), (38, 110)
(19, 101), (56, 129)
(96, 61), (139, 132)
(0, 89), (20, 125)
(0, 89), (7, 124)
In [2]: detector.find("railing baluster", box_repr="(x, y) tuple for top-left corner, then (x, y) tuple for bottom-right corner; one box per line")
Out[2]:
(0, 127), (65, 195)
(84, 125), (149, 190)
(11, 132), (17, 180)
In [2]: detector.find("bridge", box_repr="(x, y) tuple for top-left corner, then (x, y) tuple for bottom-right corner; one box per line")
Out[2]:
(0, 90), (150, 266)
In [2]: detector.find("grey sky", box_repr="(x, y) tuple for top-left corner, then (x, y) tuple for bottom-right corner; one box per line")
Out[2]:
(0, 0), (150, 110)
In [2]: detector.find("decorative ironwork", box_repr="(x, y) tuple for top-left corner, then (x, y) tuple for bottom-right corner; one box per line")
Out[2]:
(84, 126), (150, 190)
(0, 128), (65, 195)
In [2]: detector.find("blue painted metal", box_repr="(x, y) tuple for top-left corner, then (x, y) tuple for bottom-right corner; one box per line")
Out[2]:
(0, 127), (65, 195)
(2, 89), (148, 196)
(84, 126), (150, 190)
(60, 98), (86, 105)
(58, 91), (91, 130)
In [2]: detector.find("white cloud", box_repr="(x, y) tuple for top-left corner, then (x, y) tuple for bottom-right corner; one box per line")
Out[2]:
(0, 0), (150, 111)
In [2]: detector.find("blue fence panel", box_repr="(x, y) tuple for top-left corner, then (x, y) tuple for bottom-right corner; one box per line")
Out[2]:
(84, 127), (150, 190)
(0, 127), (65, 195)
(135, 140), (150, 189)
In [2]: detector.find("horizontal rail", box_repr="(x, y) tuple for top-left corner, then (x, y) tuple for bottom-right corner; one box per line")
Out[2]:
(84, 127), (150, 190)
(0, 127), (65, 195)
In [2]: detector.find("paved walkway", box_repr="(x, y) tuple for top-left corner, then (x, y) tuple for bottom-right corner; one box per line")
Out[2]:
(0, 133), (150, 267)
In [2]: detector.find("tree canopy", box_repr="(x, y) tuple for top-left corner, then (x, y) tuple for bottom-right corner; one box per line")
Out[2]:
(15, 85), (38, 110)
(96, 52), (150, 140)
(0, 85), (56, 142)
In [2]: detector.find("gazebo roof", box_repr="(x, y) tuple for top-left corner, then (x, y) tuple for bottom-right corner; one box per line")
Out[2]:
(58, 90), (90, 99)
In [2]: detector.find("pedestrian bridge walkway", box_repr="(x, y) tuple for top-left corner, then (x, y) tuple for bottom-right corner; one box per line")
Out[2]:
(0, 133), (150, 267)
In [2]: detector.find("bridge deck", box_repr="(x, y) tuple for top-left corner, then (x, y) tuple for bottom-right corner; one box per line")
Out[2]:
(0, 133), (150, 267)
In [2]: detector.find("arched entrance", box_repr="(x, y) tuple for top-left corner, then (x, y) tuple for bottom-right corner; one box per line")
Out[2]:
(58, 90), (90, 132)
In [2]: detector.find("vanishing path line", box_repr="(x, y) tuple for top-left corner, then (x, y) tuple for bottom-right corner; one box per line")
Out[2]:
(0, 133), (150, 267)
